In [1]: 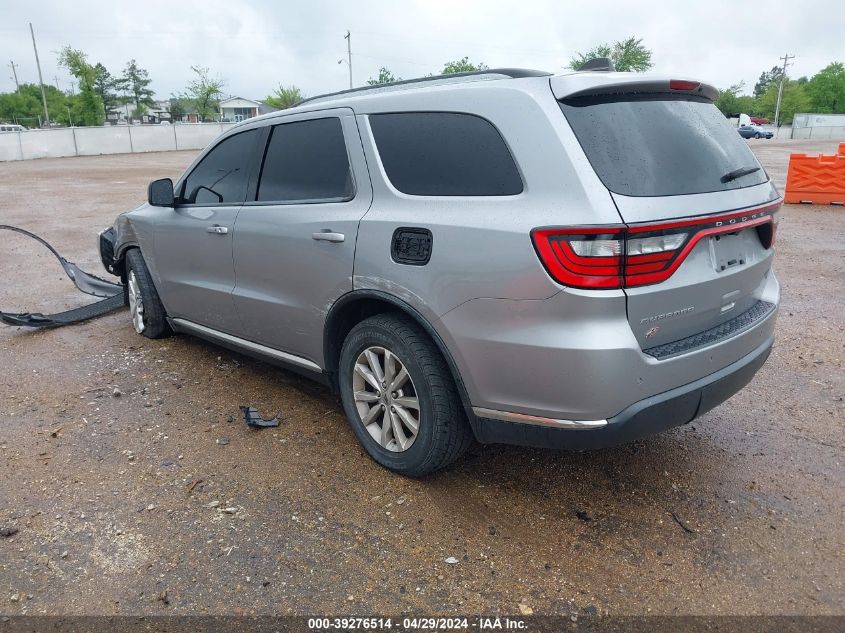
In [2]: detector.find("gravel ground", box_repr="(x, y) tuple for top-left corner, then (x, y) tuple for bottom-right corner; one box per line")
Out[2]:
(0, 140), (842, 617)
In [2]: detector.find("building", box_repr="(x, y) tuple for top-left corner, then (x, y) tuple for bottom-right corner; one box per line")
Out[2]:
(219, 97), (278, 122)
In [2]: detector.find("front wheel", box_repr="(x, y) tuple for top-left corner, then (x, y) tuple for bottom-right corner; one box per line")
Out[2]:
(125, 249), (171, 339)
(338, 313), (472, 476)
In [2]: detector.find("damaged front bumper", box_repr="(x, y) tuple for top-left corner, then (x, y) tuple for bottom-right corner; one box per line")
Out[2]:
(98, 226), (121, 277)
(0, 225), (125, 329)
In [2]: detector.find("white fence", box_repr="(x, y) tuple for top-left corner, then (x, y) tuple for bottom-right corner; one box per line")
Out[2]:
(789, 126), (845, 140)
(789, 113), (845, 141)
(0, 123), (235, 162)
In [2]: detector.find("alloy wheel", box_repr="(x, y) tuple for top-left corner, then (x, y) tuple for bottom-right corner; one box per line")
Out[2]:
(352, 346), (421, 452)
(127, 270), (145, 334)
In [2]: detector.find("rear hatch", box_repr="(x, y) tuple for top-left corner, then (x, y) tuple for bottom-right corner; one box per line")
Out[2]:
(553, 75), (781, 351)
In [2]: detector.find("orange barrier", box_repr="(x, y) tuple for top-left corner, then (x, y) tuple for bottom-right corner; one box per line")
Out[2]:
(784, 142), (845, 205)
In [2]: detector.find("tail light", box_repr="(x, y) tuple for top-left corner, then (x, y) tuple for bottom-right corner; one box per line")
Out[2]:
(532, 201), (781, 290)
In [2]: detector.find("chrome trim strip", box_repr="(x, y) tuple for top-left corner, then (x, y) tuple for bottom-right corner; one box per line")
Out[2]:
(472, 407), (608, 430)
(171, 318), (322, 373)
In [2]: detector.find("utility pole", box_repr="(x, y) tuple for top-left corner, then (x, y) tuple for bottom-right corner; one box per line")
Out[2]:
(53, 75), (60, 90)
(773, 53), (794, 137)
(29, 23), (50, 127)
(9, 60), (20, 91)
(344, 30), (353, 89)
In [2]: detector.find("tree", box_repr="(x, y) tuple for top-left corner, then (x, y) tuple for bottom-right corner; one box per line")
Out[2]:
(805, 62), (845, 113)
(367, 67), (401, 85)
(264, 84), (304, 109)
(753, 66), (783, 99)
(186, 66), (224, 122)
(57, 46), (104, 126)
(568, 36), (653, 72)
(714, 83), (746, 116)
(0, 83), (79, 127)
(713, 82), (757, 117)
(92, 63), (121, 115)
(167, 96), (190, 122)
(118, 59), (155, 117)
(757, 78), (811, 125)
(441, 57), (488, 74)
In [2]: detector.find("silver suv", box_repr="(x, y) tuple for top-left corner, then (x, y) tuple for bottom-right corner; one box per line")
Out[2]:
(100, 68), (781, 476)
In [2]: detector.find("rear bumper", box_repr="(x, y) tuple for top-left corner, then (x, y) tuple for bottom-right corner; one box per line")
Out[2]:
(470, 336), (772, 449)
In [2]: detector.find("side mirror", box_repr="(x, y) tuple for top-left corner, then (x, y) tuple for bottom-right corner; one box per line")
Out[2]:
(148, 178), (175, 207)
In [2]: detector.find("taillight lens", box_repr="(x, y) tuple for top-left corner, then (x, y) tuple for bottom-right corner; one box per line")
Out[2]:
(531, 228), (625, 289)
(531, 201), (781, 290)
(624, 230), (689, 286)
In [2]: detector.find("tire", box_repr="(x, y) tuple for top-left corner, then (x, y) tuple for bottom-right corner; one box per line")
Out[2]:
(124, 248), (171, 339)
(338, 313), (472, 476)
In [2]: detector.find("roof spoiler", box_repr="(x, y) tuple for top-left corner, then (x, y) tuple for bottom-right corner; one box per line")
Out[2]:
(551, 74), (719, 102)
(577, 57), (615, 72)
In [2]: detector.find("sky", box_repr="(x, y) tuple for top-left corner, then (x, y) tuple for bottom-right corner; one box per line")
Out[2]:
(1, 0), (843, 101)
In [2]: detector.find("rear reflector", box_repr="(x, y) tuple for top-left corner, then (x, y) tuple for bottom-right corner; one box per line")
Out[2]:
(669, 79), (701, 91)
(531, 201), (781, 289)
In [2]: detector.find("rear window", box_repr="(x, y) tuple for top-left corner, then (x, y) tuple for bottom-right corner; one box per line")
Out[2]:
(559, 94), (768, 197)
(369, 112), (523, 196)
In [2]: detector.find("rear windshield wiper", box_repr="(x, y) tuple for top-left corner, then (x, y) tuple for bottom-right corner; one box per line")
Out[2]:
(721, 165), (761, 183)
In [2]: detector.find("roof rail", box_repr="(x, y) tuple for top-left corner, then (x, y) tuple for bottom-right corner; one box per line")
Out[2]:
(297, 68), (551, 106)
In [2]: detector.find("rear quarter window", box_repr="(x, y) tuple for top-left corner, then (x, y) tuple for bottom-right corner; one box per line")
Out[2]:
(559, 94), (768, 197)
(369, 112), (523, 196)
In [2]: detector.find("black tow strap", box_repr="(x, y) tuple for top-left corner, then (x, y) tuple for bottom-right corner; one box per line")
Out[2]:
(0, 225), (125, 328)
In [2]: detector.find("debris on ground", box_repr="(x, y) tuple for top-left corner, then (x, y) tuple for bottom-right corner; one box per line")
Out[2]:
(671, 511), (697, 534)
(216, 437), (230, 446)
(0, 526), (18, 538)
(0, 225), (124, 328)
(240, 406), (280, 429)
(576, 510), (592, 522)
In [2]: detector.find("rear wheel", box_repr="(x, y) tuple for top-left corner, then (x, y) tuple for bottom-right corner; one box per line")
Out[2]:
(338, 313), (472, 476)
(125, 249), (171, 339)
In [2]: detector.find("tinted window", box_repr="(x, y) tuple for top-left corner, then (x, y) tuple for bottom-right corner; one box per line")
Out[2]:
(257, 118), (352, 202)
(369, 112), (522, 196)
(181, 129), (258, 204)
(559, 94), (768, 197)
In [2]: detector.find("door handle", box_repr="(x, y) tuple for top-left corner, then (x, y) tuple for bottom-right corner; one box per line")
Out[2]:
(312, 231), (345, 243)
(206, 225), (229, 235)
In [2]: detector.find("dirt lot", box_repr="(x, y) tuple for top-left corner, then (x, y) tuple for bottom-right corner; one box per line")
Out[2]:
(0, 140), (842, 617)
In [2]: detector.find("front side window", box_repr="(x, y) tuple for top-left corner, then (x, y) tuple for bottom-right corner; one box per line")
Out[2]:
(180, 129), (259, 204)
(257, 117), (353, 202)
(369, 112), (523, 196)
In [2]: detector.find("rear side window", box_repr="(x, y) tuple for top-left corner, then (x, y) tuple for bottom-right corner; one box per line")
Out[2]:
(257, 117), (352, 202)
(181, 129), (258, 204)
(369, 112), (522, 196)
(559, 94), (768, 197)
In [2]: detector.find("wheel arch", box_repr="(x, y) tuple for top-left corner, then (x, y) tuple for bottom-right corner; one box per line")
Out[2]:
(113, 241), (140, 279)
(323, 290), (476, 424)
